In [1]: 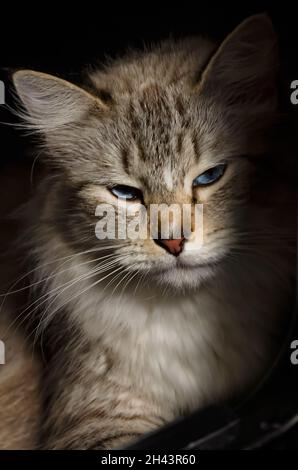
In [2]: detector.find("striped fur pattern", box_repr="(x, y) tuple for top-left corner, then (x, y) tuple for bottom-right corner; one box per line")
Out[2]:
(8, 14), (296, 448)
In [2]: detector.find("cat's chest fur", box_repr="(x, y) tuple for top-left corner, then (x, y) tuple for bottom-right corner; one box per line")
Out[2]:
(34, 224), (291, 419)
(56, 254), (287, 416)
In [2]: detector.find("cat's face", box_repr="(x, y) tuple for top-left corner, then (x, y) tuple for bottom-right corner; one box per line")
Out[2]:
(73, 86), (254, 290)
(13, 14), (278, 291)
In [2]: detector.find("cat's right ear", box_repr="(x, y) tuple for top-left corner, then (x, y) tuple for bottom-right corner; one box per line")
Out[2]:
(12, 70), (108, 131)
(197, 14), (278, 117)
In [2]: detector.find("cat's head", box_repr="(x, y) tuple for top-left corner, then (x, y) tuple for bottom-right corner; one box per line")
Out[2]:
(13, 14), (279, 291)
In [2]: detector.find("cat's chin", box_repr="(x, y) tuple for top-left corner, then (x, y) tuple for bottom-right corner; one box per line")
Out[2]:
(153, 262), (219, 291)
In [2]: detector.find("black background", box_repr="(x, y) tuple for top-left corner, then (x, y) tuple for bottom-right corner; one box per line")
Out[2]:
(0, 2), (296, 74)
(0, 1), (298, 169)
(0, 2), (298, 450)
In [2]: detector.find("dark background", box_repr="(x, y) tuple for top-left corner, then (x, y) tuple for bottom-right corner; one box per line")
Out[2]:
(0, 1), (298, 169)
(0, 2), (298, 449)
(0, 2), (296, 73)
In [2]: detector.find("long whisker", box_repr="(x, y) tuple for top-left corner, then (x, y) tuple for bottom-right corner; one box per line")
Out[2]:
(4, 253), (128, 338)
(118, 267), (141, 302)
(0, 244), (128, 297)
(31, 258), (131, 359)
(32, 263), (128, 345)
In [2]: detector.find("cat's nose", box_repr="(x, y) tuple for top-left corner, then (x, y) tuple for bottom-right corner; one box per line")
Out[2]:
(155, 237), (185, 256)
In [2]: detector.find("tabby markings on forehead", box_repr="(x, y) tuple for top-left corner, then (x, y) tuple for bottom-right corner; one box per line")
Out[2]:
(163, 167), (174, 191)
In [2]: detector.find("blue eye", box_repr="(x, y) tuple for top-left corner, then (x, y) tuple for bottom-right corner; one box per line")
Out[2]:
(193, 164), (226, 187)
(110, 185), (143, 201)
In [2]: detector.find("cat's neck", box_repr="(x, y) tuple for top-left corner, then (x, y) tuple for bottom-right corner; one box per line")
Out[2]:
(31, 233), (291, 414)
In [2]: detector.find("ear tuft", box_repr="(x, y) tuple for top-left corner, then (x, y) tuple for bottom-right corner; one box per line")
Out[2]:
(12, 70), (107, 131)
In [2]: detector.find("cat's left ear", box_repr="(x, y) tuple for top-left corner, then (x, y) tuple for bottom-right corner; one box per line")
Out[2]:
(12, 70), (107, 131)
(197, 14), (278, 115)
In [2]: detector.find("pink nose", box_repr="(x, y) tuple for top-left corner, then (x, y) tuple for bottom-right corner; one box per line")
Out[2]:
(157, 237), (185, 256)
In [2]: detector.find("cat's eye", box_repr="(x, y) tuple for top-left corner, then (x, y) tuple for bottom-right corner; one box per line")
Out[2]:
(109, 185), (143, 201)
(193, 164), (226, 187)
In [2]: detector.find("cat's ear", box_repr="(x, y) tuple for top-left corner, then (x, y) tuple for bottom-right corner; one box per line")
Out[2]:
(198, 14), (278, 113)
(12, 70), (107, 131)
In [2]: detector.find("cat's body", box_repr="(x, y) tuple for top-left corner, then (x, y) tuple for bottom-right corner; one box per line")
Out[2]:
(0, 165), (41, 449)
(30, 173), (294, 449)
(3, 14), (296, 448)
(0, 308), (40, 449)
(34, 230), (292, 450)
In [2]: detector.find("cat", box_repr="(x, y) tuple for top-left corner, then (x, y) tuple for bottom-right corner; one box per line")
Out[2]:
(7, 13), (296, 449)
(0, 307), (41, 449)
(0, 165), (41, 449)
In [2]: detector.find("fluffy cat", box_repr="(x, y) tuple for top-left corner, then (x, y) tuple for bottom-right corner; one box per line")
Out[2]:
(0, 165), (41, 449)
(5, 13), (296, 449)
(0, 308), (40, 449)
